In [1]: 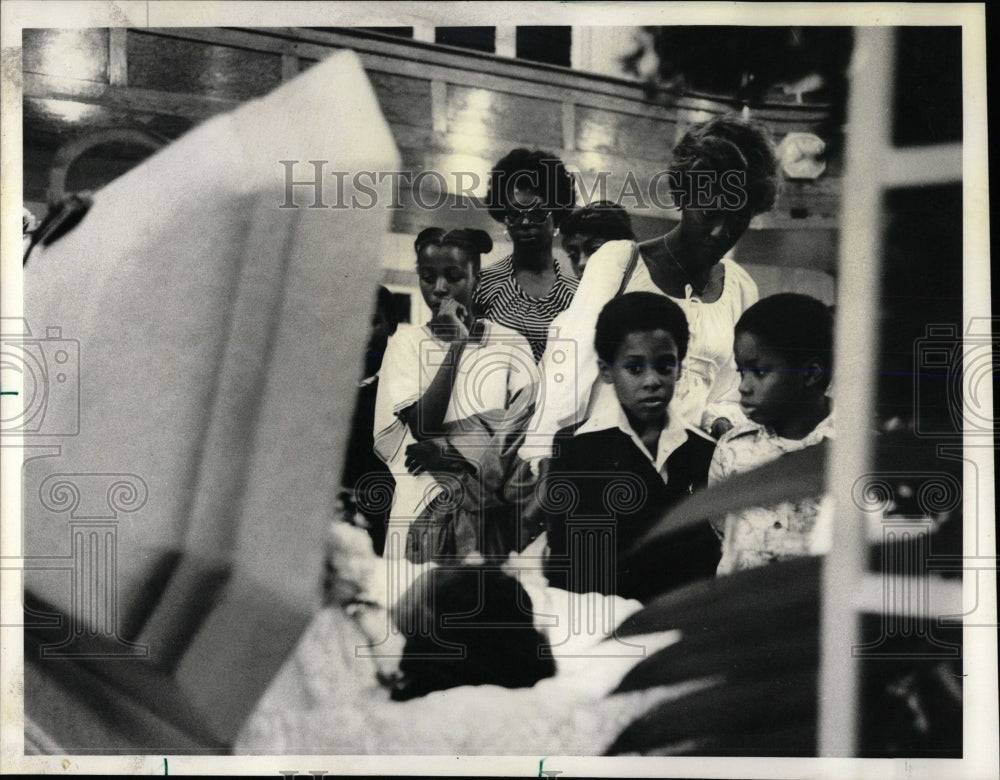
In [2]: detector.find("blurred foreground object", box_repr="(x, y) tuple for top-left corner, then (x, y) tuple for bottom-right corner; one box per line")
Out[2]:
(606, 428), (963, 757)
(21, 50), (399, 751)
(607, 556), (961, 756)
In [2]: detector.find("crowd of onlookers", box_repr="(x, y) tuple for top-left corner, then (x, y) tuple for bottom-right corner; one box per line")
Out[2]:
(331, 114), (840, 697)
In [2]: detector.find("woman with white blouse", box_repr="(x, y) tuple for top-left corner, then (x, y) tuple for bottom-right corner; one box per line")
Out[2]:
(525, 114), (780, 464)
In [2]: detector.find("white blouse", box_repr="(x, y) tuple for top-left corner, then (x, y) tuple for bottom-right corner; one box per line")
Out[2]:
(524, 239), (758, 464)
(373, 320), (538, 549)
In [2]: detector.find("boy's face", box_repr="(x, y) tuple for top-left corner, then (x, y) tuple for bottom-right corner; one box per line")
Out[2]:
(734, 331), (810, 429)
(599, 329), (681, 430)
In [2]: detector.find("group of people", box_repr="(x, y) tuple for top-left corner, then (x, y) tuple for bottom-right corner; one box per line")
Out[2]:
(331, 113), (837, 697)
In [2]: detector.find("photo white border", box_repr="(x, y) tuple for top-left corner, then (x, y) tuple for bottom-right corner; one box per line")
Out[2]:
(1, 2), (994, 777)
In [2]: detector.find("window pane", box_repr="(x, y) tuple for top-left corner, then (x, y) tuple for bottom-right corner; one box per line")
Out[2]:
(127, 31), (282, 101)
(359, 27), (414, 39)
(516, 26), (571, 67)
(23, 28), (110, 84)
(892, 27), (962, 146)
(878, 184), (962, 433)
(435, 27), (496, 54)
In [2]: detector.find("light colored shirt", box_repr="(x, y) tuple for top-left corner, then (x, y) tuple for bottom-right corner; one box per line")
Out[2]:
(523, 240), (757, 466)
(574, 390), (707, 482)
(709, 413), (835, 575)
(373, 320), (538, 554)
(625, 251), (758, 430)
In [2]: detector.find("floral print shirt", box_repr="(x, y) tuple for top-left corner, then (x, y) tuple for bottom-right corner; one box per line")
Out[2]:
(709, 414), (835, 575)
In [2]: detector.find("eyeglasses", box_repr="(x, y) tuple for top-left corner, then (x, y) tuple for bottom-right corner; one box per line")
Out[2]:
(417, 266), (470, 285)
(503, 205), (551, 226)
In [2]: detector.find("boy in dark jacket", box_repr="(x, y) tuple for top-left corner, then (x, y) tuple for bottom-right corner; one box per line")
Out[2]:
(541, 292), (719, 602)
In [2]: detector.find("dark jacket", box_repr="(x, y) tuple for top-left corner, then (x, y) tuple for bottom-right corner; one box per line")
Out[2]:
(540, 423), (719, 603)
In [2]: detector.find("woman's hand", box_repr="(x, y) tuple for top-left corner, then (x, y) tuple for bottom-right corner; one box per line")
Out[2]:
(431, 298), (470, 343)
(709, 417), (734, 440)
(404, 438), (467, 476)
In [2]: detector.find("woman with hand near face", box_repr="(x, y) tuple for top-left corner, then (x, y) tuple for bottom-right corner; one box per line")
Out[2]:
(373, 228), (538, 565)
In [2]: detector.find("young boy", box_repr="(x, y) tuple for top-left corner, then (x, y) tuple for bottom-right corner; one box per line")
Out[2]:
(540, 292), (720, 603)
(710, 293), (835, 575)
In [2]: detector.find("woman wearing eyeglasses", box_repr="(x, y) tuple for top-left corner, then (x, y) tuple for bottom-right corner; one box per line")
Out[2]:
(524, 114), (779, 465)
(474, 149), (578, 362)
(373, 227), (538, 565)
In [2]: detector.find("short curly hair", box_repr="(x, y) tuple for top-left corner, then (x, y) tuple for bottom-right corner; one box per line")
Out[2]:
(486, 148), (576, 227)
(595, 292), (690, 365)
(559, 201), (635, 243)
(668, 114), (779, 216)
(735, 293), (834, 389)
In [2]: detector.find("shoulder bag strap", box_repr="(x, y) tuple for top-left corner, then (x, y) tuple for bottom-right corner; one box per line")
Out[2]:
(614, 241), (641, 298)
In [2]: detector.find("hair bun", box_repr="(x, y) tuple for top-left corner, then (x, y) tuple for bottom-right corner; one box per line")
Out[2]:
(442, 228), (493, 255)
(414, 227), (446, 254)
(669, 114), (779, 216)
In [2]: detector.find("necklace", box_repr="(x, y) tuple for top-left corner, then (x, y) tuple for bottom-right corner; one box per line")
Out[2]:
(661, 234), (710, 297)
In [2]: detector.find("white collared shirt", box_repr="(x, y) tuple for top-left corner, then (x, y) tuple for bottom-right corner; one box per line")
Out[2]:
(573, 384), (708, 482)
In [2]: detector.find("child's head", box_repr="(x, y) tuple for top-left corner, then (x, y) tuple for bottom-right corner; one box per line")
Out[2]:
(595, 293), (690, 430)
(414, 227), (492, 316)
(733, 293), (834, 435)
(389, 566), (556, 700)
(559, 201), (635, 278)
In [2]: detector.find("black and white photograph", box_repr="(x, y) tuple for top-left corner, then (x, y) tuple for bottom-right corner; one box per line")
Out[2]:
(1, 2), (996, 776)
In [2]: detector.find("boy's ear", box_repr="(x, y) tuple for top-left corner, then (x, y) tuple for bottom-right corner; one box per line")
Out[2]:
(803, 358), (825, 388)
(598, 360), (614, 384)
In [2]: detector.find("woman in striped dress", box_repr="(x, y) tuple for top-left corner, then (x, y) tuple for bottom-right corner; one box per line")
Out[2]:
(474, 148), (578, 362)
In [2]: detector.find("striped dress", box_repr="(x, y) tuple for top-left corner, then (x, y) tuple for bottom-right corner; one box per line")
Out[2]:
(473, 255), (578, 362)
